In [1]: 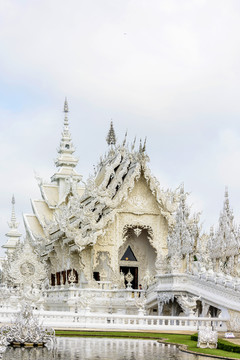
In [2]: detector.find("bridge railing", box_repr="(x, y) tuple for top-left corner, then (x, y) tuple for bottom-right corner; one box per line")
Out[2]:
(0, 308), (228, 331)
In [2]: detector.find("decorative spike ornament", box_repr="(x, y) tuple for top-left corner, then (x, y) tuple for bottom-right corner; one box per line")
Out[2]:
(142, 137), (147, 152)
(139, 139), (142, 153)
(131, 136), (136, 151)
(106, 121), (116, 146)
(122, 131), (128, 147)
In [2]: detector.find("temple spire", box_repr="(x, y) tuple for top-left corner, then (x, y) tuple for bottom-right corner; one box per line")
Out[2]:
(209, 188), (238, 261)
(2, 195), (22, 255)
(224, 186), (230, 213)
(167, 186), (197, 273)
(54, 98), (77, 167)
(63, 98), (69, 129)
(106, 121), (116, 146)
(64, 97), (69, 113)
(10, 195), (17, 226)
(51, 99), (81, 182)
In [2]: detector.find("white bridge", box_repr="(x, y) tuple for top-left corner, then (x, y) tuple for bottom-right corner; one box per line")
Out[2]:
(150, 273), (240, 313)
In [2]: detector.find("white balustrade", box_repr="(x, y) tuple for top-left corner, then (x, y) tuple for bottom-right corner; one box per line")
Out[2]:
(0, 307), (227, 331)
(45, 286), (145, 311)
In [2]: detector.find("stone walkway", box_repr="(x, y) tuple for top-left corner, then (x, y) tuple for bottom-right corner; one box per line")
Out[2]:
(218, 332), (240, 345)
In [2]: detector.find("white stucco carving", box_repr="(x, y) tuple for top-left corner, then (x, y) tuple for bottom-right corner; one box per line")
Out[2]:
(176, 294), (200, 316)
(6, 239), (47, 287)
(198, 325), (218, 349)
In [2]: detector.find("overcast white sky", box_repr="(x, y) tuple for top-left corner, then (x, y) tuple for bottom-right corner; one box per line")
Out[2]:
(1, 0), (240, 254)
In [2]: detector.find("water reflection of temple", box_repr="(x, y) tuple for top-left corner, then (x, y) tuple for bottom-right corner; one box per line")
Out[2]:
(3, 346), (51, 360)
(57, 337), (169, 360)
(2, 338), (192, 360)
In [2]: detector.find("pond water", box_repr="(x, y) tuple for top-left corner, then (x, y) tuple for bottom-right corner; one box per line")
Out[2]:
(2, 337), (212, 360)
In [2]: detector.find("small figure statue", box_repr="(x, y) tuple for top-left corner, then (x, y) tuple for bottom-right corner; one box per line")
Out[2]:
(198, 324), (218, 348)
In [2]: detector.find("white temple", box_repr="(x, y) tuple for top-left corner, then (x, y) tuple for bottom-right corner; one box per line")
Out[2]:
(1, 100), (240, 331)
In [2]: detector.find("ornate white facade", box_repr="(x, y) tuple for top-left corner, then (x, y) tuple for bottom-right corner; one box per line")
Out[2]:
(2, 100), (240, 330)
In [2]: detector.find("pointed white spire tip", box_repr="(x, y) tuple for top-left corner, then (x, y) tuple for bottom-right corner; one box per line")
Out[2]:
(64, 97), (69, 113)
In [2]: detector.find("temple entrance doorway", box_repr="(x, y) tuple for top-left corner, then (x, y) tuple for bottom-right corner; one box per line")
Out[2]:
(119, 225), (156, 289)
(120, 266), (138, 289)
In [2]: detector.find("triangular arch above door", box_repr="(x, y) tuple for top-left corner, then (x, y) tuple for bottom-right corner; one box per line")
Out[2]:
(121, 246), (137, 261)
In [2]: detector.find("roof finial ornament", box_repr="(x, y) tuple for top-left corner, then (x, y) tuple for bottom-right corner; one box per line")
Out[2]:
(180, 182), (185, 195)
(224, 186), (230, 212)
(142, 137), (147, 152)
(139, 139), (142, 153)
(122, 131), (127, 147)
(225, 186), (229, 198)
(106, 121), (116, 146)
(131, 136), (136, 151)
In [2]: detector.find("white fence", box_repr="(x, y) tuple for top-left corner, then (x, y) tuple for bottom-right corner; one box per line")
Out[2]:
(0, 308), (228, 331)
